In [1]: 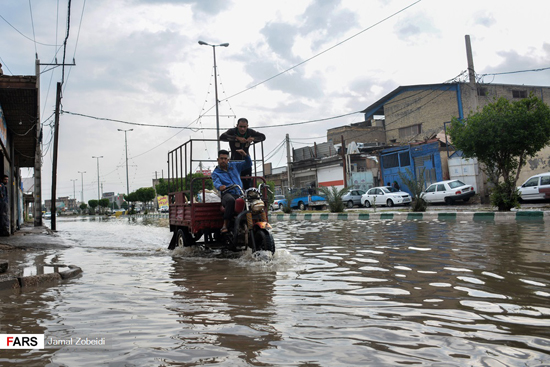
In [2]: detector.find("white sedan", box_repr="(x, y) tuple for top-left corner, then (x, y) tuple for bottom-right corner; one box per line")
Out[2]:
(422, 180), (475, 204)
(361, 186), (412, 207)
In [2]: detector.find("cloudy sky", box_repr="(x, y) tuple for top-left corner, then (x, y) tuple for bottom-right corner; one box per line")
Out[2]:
(1, 0), (549, 203)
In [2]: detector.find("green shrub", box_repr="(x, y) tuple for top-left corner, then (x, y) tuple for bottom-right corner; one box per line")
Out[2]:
(318, 186), (350, 213)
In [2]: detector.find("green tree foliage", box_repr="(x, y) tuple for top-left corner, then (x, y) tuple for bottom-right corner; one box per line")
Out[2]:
(79, 203), (87, 211)
(99, 199), (110, 208)
(449, 95), (550, 210)
(155, 178), (170, 196)
(398, 167), (427, 212)
(88, 200), (98, 210)
(155, 174), (213, 196)
(318, 186), (350, 213)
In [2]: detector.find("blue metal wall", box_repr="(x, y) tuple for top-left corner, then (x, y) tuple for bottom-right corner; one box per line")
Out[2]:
(380, 142), (443, 195)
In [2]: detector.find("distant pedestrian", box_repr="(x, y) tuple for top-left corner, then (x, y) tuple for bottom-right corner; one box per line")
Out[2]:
(0, 175), (9, 236)
(386, 182), (391, 187)
(392, 181), (400, 190)
(0, 63), (3, 76)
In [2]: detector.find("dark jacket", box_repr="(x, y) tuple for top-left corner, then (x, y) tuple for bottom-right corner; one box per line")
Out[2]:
(219, 127), (266, 160)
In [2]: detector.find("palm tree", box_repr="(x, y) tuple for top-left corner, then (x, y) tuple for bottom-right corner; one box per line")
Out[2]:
(318, 186), (350, 213)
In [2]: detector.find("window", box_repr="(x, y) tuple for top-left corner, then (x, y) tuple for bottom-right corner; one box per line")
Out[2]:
(477, 87), (487, 96)
(436, 184), (446, 192)
(512, 90), (527, 99)
(541, 176), (550, 186)
(399, 152), (411, 167)
(398, 124), (422, 138)
(382, 153), (399, 168)
(524, 177), (539, 187)
(426, 185), (436, 193)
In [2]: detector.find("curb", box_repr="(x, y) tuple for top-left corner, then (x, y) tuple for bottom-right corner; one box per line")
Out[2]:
(0, 265), (82, 292)
(267, 211), (549, 223)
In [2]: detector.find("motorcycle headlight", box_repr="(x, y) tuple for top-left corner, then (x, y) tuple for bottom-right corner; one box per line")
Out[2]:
(251, 200), (265, 213)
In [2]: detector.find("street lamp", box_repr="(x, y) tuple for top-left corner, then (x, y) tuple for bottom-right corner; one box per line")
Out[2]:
(117, 128), (133, 196)
(198, 40), (229, 151)
(78, 171), (86, 204)
(92, 156), (103, 202)
(70, 179), (77, 201)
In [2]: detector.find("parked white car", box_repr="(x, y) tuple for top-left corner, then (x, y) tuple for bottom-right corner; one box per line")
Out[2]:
(271, 195), (286, 211)
(517, 172), (550, 201)
(422, 180), (475, 204)
(361, 186), (412, 207)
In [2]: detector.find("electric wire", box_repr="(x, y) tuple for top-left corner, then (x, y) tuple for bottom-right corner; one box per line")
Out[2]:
(28, 0), (38, 56)
(222, 0), (423, 102)
(0, 14), (58, 46)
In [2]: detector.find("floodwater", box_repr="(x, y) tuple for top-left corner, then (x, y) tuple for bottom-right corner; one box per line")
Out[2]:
(1, 216), (549, 366)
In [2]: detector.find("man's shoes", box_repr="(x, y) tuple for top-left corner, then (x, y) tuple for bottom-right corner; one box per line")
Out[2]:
(220, 227), (228, 233)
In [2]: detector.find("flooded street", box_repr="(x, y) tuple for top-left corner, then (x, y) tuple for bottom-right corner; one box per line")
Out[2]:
(1, 216), (550, 366)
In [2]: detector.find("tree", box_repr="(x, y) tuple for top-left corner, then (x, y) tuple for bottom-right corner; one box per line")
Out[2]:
(398, 167), (427, 212)
(99, 199), (110, 213)
(88, 200), (99, 214)
(155, 178), (170, 196)
(135, 187), (156, 213)
(318, 186), (349, 213)
(448, 95), (550, 210)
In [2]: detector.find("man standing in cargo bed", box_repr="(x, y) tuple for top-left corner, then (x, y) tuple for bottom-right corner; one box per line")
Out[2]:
(219, 118), (265, 190)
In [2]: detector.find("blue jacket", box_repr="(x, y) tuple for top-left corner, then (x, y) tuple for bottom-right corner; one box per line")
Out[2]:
(212, 155), (252, 195)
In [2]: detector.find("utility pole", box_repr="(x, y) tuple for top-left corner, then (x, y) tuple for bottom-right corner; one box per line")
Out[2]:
(465, 35), (478, 112)
(70, 179), (77, 201)
(117, 129), (133, 196)
(286, 134), (292, 190)
(50, 82), (62, 231)
(34, 59), (42, 227)
(341, 135), (347, 188)
(78, 171), (86, 204)
(92, 156), (103, 203)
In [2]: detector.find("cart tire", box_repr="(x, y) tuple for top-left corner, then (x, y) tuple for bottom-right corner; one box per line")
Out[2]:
(347, 200), (354, 208)
(364, 200), (371, 208)
(176, 228), (195, 248)
(299, 201), (306, 210)
(386, 199), (394, 207)
(254, 229), (275, 254)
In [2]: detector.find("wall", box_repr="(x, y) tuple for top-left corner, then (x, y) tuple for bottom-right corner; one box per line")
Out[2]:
(317, 164), (344, 189)
(384, 86), (460, 143)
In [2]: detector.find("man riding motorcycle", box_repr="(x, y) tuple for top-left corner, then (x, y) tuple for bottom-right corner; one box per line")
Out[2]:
(211, 149), (251, 233)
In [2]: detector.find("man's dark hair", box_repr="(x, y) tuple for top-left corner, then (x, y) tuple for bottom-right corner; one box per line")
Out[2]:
(237, 118), (248, 125)
(218, 149), (230, 157)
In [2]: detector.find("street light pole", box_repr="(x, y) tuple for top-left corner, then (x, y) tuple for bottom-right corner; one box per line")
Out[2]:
(70, 179), (77, 200)
(117, 129), (133, 196)
(92, 156), (103, 203)
(199, 40), (229, 152)
(78, 171), (86, 204)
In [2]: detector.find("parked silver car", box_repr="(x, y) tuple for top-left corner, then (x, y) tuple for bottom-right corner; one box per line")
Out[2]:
(517, 172), (550, 201)
(361, 186), (412, 207)
(422, 180), (475, 204)
(342, 189), (366, 208)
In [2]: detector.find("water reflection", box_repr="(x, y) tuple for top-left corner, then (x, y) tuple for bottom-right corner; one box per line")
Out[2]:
(0, 216), (548, 366)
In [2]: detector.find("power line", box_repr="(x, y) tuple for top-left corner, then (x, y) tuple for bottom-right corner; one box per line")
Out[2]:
(0, 14), (57, 46)
(222, 0), (423, 102)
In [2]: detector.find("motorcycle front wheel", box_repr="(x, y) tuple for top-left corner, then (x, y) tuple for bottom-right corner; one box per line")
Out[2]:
(253, 228), (275, 254)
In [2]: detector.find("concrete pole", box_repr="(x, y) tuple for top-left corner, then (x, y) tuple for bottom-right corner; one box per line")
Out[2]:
(78, 171), (86, 203)
(34, 59), (42, 226)
(286, 134), (292, 190)
(465, 35), (478, 112)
